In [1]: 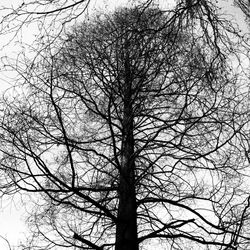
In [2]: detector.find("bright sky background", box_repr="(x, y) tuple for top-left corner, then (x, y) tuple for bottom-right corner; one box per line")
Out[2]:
(0, 0), (247, 249)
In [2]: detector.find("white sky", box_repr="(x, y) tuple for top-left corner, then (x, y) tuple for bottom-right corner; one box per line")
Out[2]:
(0, 0), (248, 249)
(0, 196), (27, 249)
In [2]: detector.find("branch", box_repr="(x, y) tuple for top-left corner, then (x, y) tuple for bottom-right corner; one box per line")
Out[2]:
(73, 232), (103, 250)
(138, 219), (195, 243)
(0, 235), (12, 250)
(27, 0), (90, 15)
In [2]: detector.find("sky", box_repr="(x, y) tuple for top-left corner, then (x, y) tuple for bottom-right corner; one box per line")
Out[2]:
(0, 0), (248, 249)
(0, 195), (27, 249)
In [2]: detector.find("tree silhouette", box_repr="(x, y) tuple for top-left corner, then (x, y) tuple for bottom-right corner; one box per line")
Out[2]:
(0, 2), (250, 250)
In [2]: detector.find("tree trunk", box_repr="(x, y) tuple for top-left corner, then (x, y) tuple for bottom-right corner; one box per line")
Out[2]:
(115, 163), (138, 250)
(115, 48), (138, 250)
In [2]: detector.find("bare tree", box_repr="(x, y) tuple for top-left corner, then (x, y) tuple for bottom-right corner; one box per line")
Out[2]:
(0, 2), (250, 250)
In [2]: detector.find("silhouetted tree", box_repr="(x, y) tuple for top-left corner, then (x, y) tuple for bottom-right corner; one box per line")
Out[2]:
(1, 2), (250, 250)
